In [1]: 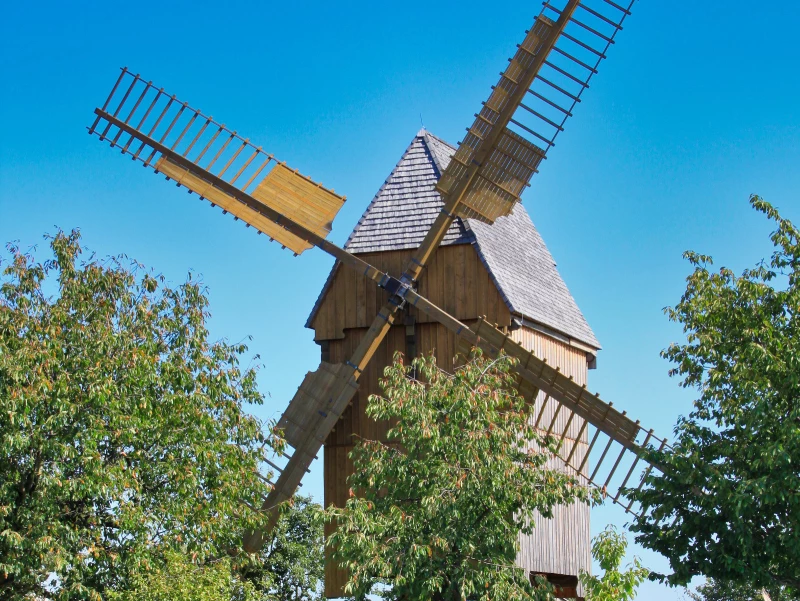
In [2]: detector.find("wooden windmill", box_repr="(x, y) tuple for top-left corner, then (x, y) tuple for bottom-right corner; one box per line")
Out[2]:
(89, 0), (669, 597)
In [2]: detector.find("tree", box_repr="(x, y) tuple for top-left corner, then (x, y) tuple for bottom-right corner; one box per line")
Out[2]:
(241, 495), (325, 601)
(630, 197), (800, 592)
(579, 526), (648, 601)
(107, 495), (324, 601)
(328, 351), (596, 601)
(687, 578), (799, 601)
(0, 230), (277, 600)
(107, 550), (260, 601)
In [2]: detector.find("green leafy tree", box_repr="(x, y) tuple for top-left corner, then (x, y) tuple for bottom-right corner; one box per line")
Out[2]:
(241, 495), (324, 601)
(630, 197), (800, 592)
(579, 526), (648, 601)
(687, 578), (799, 601)
(0, 230), (277, 600)
(108, 550), (260, 601)
(328, 351), (596, 601)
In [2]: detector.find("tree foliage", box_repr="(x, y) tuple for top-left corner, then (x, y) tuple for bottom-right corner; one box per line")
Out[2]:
(328, 351), (596, 601)
(241, 495), (324, 601)
(0, 230), (277, 600)
(108, 496), (325, 601)
(107, 550), (260, 601)
(630, 197), (800, 591)
(687, 578), (799, 601)
(579, 526), (648, 601)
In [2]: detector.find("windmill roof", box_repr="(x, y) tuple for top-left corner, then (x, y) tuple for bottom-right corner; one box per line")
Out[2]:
(343, 129), (471, 252)
(307, 130), (600, 350)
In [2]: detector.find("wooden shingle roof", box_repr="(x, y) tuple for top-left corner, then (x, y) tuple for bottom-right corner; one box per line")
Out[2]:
(308, 130), (600, 350)
(343, 129), (471, 252)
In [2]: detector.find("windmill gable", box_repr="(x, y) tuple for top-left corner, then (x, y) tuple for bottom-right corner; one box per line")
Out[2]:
(308, 130), (600, 351)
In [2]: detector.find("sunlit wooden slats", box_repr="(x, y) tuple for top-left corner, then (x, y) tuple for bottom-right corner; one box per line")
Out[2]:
(153, 157), (312, 254)
(252, 164), (342, 238)
(88, 69), (346, 255)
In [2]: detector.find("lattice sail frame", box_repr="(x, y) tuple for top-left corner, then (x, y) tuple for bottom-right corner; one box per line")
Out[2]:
(439, 0), (634, 224)
(88, 69), (345, 255)
(456, 318), (668, 516)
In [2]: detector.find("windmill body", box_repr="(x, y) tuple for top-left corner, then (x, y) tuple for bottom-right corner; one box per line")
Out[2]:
(309, 130), (600, 597)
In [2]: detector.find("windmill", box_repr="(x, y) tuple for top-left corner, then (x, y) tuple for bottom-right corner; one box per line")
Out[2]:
(89, 0), (669, 597)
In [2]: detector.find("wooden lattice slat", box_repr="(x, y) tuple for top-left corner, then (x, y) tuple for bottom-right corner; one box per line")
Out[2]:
(436, 16), (554, 224)
(277, 362), (356, 448)
(154, 157), (312, 254)
(437, 0), (635, 224)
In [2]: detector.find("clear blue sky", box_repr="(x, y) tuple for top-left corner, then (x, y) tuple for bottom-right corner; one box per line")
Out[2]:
(1, 1), (798, 598)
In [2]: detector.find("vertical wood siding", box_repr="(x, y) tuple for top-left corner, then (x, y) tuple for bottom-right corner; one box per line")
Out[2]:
(510, 327), (591, 592)
(317, 245), (591, 597)
(309, 244), (512, 341)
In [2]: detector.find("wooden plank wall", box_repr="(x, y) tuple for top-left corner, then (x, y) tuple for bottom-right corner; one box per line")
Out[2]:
(510, 328), (591, 593)
(317, 243), (591, 598)
(310, 244), (511, 341)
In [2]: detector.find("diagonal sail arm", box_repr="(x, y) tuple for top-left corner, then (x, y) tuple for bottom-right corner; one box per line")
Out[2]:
(404, 289), (669, 518)
(434, 0), (635, 226)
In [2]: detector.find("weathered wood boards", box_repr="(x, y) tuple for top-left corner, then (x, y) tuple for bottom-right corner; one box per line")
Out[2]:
(309, 246), (512, 341)
(154, 157), (311, 254)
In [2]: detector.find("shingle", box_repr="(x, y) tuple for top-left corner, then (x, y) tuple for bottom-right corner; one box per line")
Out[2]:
(466, 212), (600, 349)
(343, 129), (471, 253)
(306, 129), (599, 350)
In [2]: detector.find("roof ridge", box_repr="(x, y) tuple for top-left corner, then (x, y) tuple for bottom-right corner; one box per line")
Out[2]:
(422, 129), (456, 151)
(421, 130), (456, 177)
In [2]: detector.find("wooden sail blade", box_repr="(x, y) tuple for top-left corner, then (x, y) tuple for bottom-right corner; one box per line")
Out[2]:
(154, 157), (311, 254)
(244, 301), (400, 552)
(88, 69), (345, 254)
(408, 281), (665, 517)
(457, 316), (667, 517)
(456, 128), (546, 223)
(252, 164), (342, 238)
(242, 361), (359, 552)
(437, 0), (635, 224)
(437, 16), (555, 223)
(276, 362), (357, 449)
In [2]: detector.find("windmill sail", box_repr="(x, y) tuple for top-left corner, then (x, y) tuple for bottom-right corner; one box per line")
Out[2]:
(455, 317), (667, 516)
(88, 69), (345, 255)
(242, 361), (360, 550)
(438, 0), (634, 224)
